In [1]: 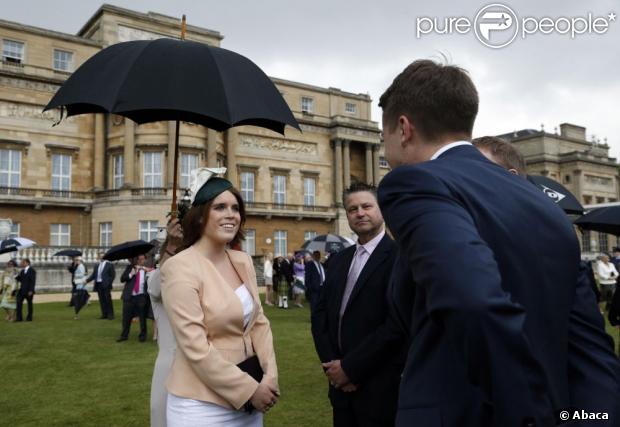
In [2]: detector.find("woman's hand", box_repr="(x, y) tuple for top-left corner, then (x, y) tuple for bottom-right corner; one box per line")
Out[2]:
(249, 381), (278, 413)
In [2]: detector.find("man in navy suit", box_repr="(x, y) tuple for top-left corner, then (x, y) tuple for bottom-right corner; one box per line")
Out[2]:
(377, 60), (620, 427)
(311, 182), (405, 427)
(15, 258), (36, 321)
(305, 250), (325, 313)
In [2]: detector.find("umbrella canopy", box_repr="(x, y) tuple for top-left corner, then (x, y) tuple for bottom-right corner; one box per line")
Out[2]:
(44, 38), (300, 135)
(53, 249), (83, 257)
(301, 234), (353, 254)
(103, 240), (154, 261)
(574, 206), (620, 236)
(0, 237), (36, 255)
(526, 175), (584, 215)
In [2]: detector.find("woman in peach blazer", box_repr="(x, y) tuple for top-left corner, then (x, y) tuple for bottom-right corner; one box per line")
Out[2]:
(162, 171), (279, 427)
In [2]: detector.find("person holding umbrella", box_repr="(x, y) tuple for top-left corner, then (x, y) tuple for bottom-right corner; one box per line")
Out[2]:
(161, 169), (278, 425)
(72, 257), (88, 320)
(117, 254), (150, 342)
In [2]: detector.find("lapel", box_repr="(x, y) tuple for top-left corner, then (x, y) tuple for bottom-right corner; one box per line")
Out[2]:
(331, 246), (356, 319)
(226, 249), (261, 333)
(345, 235), (392, 309)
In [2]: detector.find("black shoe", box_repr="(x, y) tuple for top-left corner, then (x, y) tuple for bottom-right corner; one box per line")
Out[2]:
(107, 316), (115, 320)
(116, 336), (128, 342)
(98, 316), (107, 319)
(138, 336), (146, 342)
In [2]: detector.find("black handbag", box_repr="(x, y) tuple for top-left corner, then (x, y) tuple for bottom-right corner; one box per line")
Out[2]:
(238, 355), (264, 413)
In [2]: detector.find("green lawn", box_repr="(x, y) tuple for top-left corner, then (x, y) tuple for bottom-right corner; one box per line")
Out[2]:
(0, 299), (618, 427)
(0, 300), (331, 427)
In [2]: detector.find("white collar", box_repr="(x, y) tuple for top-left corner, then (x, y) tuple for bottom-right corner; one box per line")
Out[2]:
(356, 229), (385, 256)
(430, 140), (472, 160)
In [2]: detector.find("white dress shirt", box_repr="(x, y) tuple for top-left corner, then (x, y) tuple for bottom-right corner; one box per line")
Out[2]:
(430, 140), (473, 160)
(96, 260), (107, 282)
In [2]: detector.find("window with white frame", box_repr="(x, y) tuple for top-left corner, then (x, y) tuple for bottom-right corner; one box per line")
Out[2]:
(2, 40), (24, 64)
(303, 177), (316, 206)
(242, 229), (256, 255)
(304, 231), (317, 243)
(139, 220), (159, 242)
(53, 49), (73, 71)
(581, 230), (591, 253)
(240, 171), (255, 202)
(143, 152), (162, 188)
(50, 224), (70, 246)
(345, 102), (357, 114)
(99, 222), (112, 247)
(0, 149), (21, 187)
(379, 156), (389, 168)
(9, 223), (20, 238)
(273, 175), (286, 206)
(180, 153), (198, 189)
(301, 96), (314, 113)
(599, 232), (609, 253)
(274, 230), (287, 257)
(112, 154), (124, 189)
(51, 153), (71, 191)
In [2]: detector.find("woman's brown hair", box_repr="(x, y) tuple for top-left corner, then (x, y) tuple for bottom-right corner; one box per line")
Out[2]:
(181, 187), (246, 249)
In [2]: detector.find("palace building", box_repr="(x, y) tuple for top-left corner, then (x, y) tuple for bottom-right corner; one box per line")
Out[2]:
(0, 4), (387, 256)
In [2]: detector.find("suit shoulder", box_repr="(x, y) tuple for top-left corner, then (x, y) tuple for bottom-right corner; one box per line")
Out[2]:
(161, 246), (198, 274)
(379, 164), (448, 197)
(227, 249), (253, 267)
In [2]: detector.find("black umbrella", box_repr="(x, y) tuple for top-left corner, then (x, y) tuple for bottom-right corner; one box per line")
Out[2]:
(574, 206), (620, 236)
(44, 20), (300, 216)
(53, 249), (83, 257)
(103, 240), (154, 261)
(301, 234), (353, 254)
(526, 175), (584, 215)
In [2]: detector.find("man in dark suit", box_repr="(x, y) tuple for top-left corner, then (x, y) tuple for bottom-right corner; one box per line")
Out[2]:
(311, 182), (405, 427)
(305, 250), (325, 313)
(15, 258), (36, 321)
(377, 59), (620, 427)
(117, 254), (148, 342)
(87, 252), (116, 320)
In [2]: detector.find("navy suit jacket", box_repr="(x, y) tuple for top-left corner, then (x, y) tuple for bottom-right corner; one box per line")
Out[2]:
(311, 234), (405, 417)
(378, 145), (620, 427)
(304, 260), (323, 309)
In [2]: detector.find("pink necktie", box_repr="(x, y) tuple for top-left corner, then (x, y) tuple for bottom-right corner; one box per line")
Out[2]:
(338, 246), (367, 348)
(133, 270), (141, 294)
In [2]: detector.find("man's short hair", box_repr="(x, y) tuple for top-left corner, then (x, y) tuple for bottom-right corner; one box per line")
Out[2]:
(342, 182), (378, 207)
(22, 258), (30, 265)
(472, 136), (527, 176)
(379, 59), (479, 141)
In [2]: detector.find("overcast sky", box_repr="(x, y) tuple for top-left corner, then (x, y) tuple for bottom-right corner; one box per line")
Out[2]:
(4, 0), (620, 158)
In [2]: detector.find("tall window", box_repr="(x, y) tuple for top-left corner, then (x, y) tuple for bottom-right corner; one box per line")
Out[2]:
(143, 152), (162, 188)
(301, 96), (314, 113)
(2, 40), (24, 64)
(274, 230), (287, 257)
(303, 177), (316, 207)
(345, 102), (357, 114)
(99, 222), (112, 247)
(9, 223), (20, 238)
(180, 153), (198, 188)
(273, 175), (286, 206)
(50, 224), (70, 246)
(112, 154), (124, 189)
(240, 172), (255, 202)
(0, 149), (21, 187)
(304, 231), (317, 242)
(581, 230), (591, 253)
(53, 49), (73, 71)
(139, 220), (159, 242)
(599, 232), (609, 253)
(242, 229), (256, 255)
(51, 154), (71, 191)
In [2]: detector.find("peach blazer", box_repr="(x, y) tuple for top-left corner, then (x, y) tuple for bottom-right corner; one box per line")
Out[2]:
(161, 246), (278, 410)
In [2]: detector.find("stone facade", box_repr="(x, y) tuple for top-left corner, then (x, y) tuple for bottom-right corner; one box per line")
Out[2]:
(1, 4), (386, 255)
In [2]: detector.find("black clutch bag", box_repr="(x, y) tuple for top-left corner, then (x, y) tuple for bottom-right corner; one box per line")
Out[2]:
(237, 355), (263, 382)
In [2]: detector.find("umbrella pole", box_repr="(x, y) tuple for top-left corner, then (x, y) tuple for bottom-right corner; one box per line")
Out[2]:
(171, 119), (180, 218)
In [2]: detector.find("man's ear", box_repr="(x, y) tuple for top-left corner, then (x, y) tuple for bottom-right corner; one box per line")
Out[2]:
(399, 115), (414, 147)
(508, 168), (519, 175)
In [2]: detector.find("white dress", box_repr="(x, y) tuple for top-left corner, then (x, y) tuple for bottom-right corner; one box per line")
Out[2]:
(166, 284), (262, 427)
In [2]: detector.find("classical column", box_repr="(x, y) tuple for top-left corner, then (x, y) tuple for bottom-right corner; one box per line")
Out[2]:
(373, 145), (381, 185)
(167, 121), (177, 188)
(343, 140), (351, 189)
(573, 169), (583, 204)
(225, 128), (238, 185)
(207, 129), (219, 167)
(334, 139), (343, 206)
(365, 143), (373, 184)
(123, 119), (135, 188)
(93, 114), (105, 190)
